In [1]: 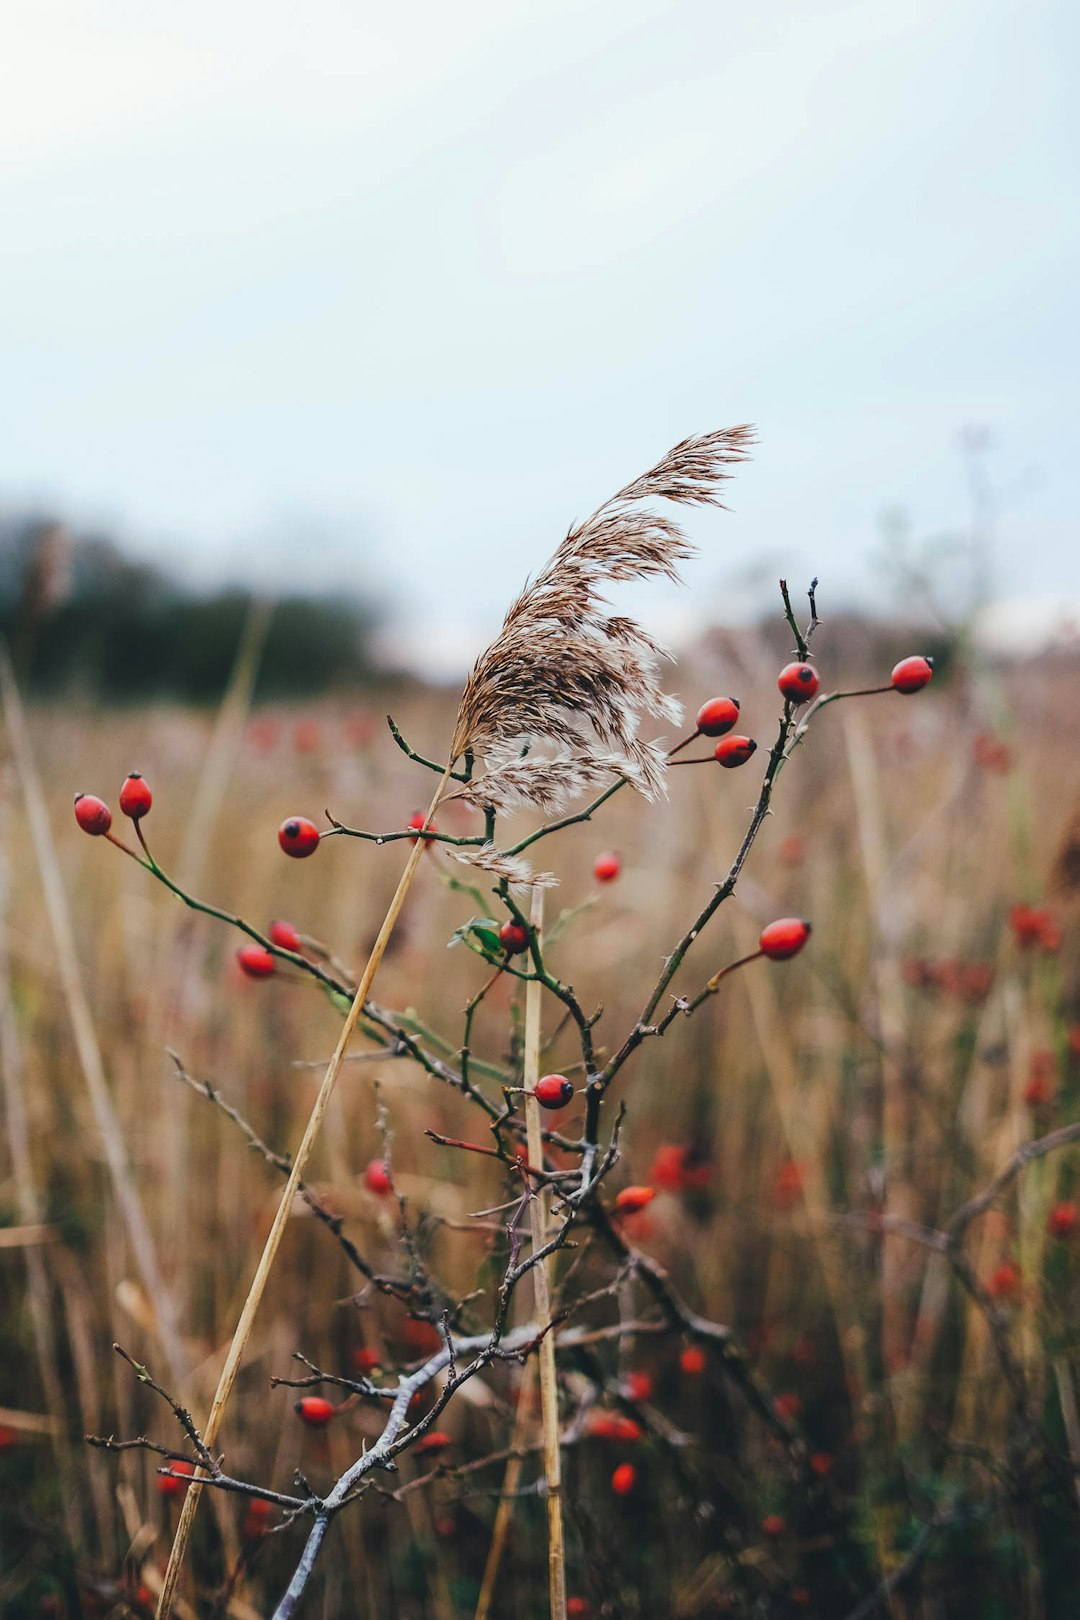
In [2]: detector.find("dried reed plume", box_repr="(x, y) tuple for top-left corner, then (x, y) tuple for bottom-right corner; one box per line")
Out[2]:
(450, 426), (754, 815)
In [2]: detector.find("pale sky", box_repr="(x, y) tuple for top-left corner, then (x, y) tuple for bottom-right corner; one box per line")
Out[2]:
(2, 0), (1077, 672)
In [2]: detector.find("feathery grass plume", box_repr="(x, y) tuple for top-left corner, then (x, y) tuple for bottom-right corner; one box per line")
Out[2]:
(448, 842), (557, 889)
(450, 426), (754, 813)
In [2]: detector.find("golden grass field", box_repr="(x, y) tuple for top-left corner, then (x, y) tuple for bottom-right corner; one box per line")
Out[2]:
(3, 624), (1080, 1619)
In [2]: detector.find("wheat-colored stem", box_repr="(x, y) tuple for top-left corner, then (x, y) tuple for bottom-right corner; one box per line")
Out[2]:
(156, 763), (452, 1619)
(473, 1365), (536, 1620)
(523, 886), (567, 1620)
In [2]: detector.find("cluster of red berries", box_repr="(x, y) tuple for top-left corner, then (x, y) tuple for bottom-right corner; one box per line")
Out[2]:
(1009, 903), (1061, 952)
(236, 918), (306, 980)
(74, 772), (152, 835)
(901, 958), (995, 1005)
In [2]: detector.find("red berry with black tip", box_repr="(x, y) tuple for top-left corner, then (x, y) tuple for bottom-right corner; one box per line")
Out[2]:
(891, 655), (934, 694)
(278, 816), (320, 858)
(696, 696), (740, 737)
(269, 919), (301, 952)
(713, 736), (757, 769)
(295, 1396), (335, 1428)
(759, 918), (812, 961)
(499, 920), (530, 954)
(594, 851), (621, 883)
(534, 1074), (574, 1109)
(778, 662), (819, 704)
(237, 944), (276, 979)
(119, 772), (152, 819)
(74, 793), (112, 835)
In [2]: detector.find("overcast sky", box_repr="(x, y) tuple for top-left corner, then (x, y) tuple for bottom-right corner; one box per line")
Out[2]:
(2, 0), (1077, 671)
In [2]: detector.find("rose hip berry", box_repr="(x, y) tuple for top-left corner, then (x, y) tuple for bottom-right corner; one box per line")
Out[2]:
(777, 662), (819, 703)
(118, 772), (152, 819)
(365, 1157), (392, 1195)
(594, 851), (621, 883)
(696, 696), (741, 737)
(714, 736), (757, 768)
(156, 1458), (196, 1497)
(278, 817), (320, 858)
(615, 1185), (655, 1214)
(534, 1074), (574, 1109)
(269, 919), (301, 951)
(759, 918), (812, 961)
(498, 920), (530, 954)
(295, 1396), (336, 1428)
(237, 944), (276, 979)
(891, 655), (934, 694)
(409, 811), (437, 842)
(680, 1345), (706, 1376)
(73, 793), (112, 836)
(1049, 1201), (1078, 1239)
(415, 1430), (453, 1455)
(611, 1462), (636, 1496)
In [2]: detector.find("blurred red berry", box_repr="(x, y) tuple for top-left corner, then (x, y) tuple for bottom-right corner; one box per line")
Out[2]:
(278, 817), (320, 858)
(891, 655), (934, 694)
(988, 1261), (1021, 1300)
(778, 662), (819, 704)
(415, 1431), (452, 1455)
(119, 772), (152, 819)
(0, 1426), (16, 1453)
(615, 1185), (654, 1214)
(1069, 1026), (1080, 1057)
(772, 1159), (804, 1209)
(696, 696), (741, 736)
(778, 833), (806, 866)
(294, 720), (321, 754)
(625, 1371), (654, 1403)
(534, 1074), (574, 1109)
(610, 1462), (636, 1496)
(567, 1602), (592, 1619)
(237, 944), (276, 979)
(400, 1318), (441, 1357)
(156, 1458), (196, 1497)
(295, 1396), (335, 1428)
(759, 917), (811, 961)
(1049, 1202), (1078, 1239)
(269, 918), (301, 951)
(354, 1346), (381, 1374)
(409, 810), (437, 843)
(588, 1413), (643, 1443)
(74, 793), (112, 835)
(792, 1588), (811, 1606)
(773, 1392), (801, 1421)
(242, 1497), (274, 1537)
(761, 1513), (786, 1537)
(714, 735), (757, 768)
(649, 1143), (690, 1191)
(974, 732), (1011, 773)
(680, 1345), (706, 1376)
(809, 1451), (833, 1476)
(364, 1158), (392, 1196)
(594, 851), (621, 883)
(498, 920), (530, 954)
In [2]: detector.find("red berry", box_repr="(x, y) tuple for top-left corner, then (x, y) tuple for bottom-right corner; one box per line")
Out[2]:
(594, 851), (621, 883)
(409, 810), (437, 843)
(156, 1458), (196, 1497)
(988, 1261), (1021, 1300)
(295, 1396), (336, 1428)
(364, 1158), (392, 1196)
(778, 662), (819, 704)
(534, 1074), (574, 1109)
(242, 1496), (274, 1537)
(498, 920), (530, 954)
(759, 918), (812, 961)
(567, 1602), (592, 1619)
(1049, 1201), (1078, 1240)
(269, 918), (301, 952)
(761, 1513), (786, 1538)
(680, 1345), (706, 1376)
(625, 1371), (654, 1403)
(891, 655), (934, 694)
(73, 793), (112, 835)
(610, 1462), (636, 1496)
(415, 1430), (453, 1455)
(809, 1451), (834, 1476)
(588, 1413), (644, 1442)
(615, 1185), (654, 1214)
(354, 1346), (381, 1374)
(713, 736), (757, 769)
(772, 1159), (804, 1208)
(278, 817), (320, 858)
(696, 696), (741, 736)
(773, 1392), (801, 1421)
(237, 944), (276, 979)
(118, 772), (152, 819)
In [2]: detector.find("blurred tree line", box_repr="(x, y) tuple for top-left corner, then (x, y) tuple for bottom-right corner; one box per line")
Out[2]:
(0, 516), (383, 700)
